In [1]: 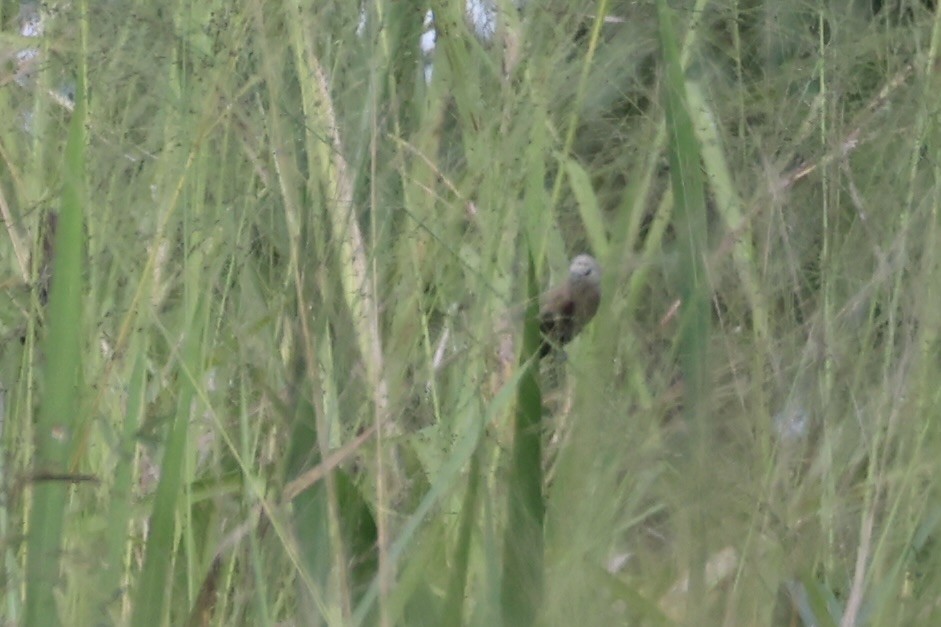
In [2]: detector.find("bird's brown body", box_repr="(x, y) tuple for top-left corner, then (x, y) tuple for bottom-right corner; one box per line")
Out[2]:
(538, 254), (601, 357)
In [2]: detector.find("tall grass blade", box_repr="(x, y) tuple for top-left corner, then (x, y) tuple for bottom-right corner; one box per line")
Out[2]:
(23, 63), (87, 627)
(131, 299), (204, 626)
(500, 252), (544, 626)
(441, 451), (481, 627)
(97, 347), (147, 619)
(656, 0), (711, 618)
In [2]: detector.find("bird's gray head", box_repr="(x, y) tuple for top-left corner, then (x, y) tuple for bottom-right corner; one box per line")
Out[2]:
(569, 254), (601, 285)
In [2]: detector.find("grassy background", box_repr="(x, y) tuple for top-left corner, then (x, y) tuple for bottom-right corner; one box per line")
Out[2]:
(2, 0), (941, 624)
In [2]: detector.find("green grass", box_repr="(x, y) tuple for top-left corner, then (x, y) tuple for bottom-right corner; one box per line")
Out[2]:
(3, 0), (941, 625)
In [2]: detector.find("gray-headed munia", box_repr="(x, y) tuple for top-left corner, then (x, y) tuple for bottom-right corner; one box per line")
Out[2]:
(538, 254), (601, 357)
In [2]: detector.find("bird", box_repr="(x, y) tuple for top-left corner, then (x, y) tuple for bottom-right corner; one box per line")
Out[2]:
(538, 254), (601, 357)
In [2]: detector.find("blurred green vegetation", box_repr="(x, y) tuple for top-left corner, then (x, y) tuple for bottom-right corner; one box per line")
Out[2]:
(2, 0), (941, 624)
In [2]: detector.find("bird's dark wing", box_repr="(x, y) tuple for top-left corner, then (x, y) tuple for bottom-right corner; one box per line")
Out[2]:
(538, 297), (576, 357)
